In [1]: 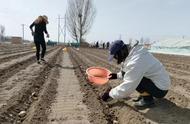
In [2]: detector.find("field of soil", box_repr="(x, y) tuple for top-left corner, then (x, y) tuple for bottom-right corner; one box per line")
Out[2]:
(0, 44), (190, 124)
(69, 48), (190, 124)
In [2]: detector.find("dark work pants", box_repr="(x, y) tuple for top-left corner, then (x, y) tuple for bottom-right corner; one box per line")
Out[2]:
(136, 77), (168, 99)
(34, 41), (46, 60)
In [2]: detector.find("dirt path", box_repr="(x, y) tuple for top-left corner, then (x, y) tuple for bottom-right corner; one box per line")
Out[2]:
(47, 52), (91, 124)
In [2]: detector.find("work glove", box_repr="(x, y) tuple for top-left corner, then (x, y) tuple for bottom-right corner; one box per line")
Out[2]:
(109, 73), (117, 80)
(101, 87), (112, 102)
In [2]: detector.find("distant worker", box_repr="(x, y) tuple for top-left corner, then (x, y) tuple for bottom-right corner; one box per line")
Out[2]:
(30, 15), (49, 64)
(96, 41), (99, 48)
(106, 42), (110, 49)
(103, 42), (105, 49)
(101, 40), (171, 108)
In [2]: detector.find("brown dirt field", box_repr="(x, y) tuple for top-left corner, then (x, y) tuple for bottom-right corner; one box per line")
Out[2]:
(69, 47), (190, 124)
(0, 45), (189, 124)
(0, 44), (62, 123)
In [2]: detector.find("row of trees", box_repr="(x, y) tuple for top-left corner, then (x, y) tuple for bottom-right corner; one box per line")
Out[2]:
(1, 0), (96, 44)
(66, 0), (96, 44)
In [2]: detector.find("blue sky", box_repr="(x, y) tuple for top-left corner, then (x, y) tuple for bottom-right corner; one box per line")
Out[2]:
(0, 0), (189, 43)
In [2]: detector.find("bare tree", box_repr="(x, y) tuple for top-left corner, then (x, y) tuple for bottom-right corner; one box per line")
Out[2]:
(0, 25), (5, 41)
(66, 0), (96, 44)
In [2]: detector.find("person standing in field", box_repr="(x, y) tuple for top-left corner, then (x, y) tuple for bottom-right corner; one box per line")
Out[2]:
(103, 42), (105, 49)
(30, 15), (49, 64)
(101, 40), (171, 108)
(106, 42), (110, 49)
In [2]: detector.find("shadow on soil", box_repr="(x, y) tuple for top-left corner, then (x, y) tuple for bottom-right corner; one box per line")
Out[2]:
(43, 61), (79, 69)
(109, 98), (190, 124)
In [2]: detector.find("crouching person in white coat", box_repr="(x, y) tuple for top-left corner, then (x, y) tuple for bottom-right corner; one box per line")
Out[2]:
(101, 40), (171, 108)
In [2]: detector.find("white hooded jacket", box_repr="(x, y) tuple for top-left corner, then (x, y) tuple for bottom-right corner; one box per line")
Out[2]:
(109, 45), (171, 99)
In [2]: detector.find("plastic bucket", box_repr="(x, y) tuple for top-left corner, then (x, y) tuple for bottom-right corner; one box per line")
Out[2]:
(86, 67), (111, 85)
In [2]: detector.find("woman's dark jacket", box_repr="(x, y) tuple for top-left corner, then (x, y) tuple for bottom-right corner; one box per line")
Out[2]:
(30, 22), (48, 42)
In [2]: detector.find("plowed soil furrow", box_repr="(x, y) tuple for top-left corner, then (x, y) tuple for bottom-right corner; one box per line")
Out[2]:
(0, 45), (51, 56)
(0, 50), (35, 64)
(162, 63), (190, 74)
(0, 44), (30, 50)
(22, 48), (63, 124)
(0, 49), (32, 56)
(70, 48), (190, 124)
(0, 47), (62, 124)
(0, 48), (59, 109)
(79, 49), (120, 72)
(166, 66), (190, 76)
(83, 48), (190, 75)
(154, 54), (190, 64)
(69, 49), (117, 124)
(69, 48), (145, 124)
(0, 47), (56, 85)
(82, 48), (109, 61)
(152, 54), (190, 73)
(83, 48), (190, 71)
(0, 46), (31, 51)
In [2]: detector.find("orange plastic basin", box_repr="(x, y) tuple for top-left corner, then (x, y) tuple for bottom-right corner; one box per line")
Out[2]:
(86, 67), (111, 85)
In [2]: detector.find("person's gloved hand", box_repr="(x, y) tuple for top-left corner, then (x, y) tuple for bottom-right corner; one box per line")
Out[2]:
(109, 73), (117, 80)
(101, 87), (112, 102)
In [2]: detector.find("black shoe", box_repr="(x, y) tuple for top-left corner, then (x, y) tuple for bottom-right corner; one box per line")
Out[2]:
(134, 97), (155, 108)
(37, 60), (40, 64)
(41, 58), (46, 62)
(133, 96), (142, 102)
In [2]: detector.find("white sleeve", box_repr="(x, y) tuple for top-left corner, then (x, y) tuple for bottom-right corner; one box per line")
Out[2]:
(109, 60), (145, 99)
